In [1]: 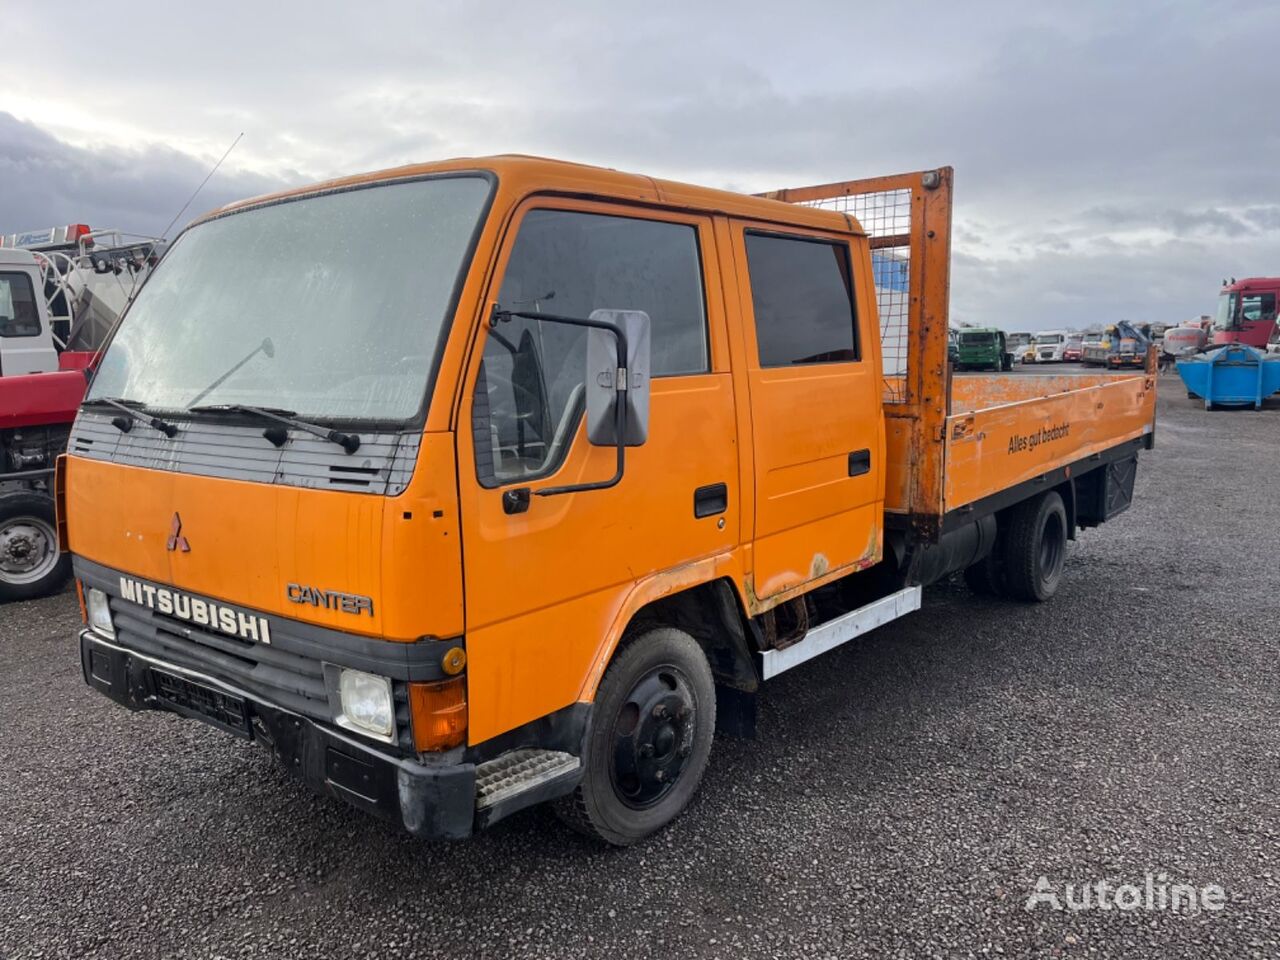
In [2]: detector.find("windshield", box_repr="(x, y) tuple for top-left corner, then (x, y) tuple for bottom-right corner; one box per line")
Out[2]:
(87, 174), (492, 421)
(959, 331), (995, 344)
(1035, 334), (1064, 344)
(1215, 293), (1236, 330)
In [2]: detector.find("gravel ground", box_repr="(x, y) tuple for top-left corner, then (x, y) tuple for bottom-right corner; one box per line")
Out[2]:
(2, 379), (1278, 959)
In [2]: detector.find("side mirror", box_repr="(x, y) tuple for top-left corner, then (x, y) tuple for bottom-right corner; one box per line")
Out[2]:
(585, 309), (650, 447)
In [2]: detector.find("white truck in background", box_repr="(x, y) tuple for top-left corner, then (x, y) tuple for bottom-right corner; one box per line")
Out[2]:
(1031, 329), (1069, 363)
(0, 225), (163, 601)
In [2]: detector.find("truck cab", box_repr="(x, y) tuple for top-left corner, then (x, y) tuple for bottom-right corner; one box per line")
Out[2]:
(954, 327), (1010, 371)
(1214, 277), (1280, 349)
(65, 158), (1155, 844)
(0, 249), (58, 376)
(0, 247), (80, 601)
(1031, 329), (1068, 363)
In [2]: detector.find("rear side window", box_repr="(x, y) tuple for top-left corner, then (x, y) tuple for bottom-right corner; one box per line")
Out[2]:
(0, 272), (41, 338)
(744, 232), (858, 366)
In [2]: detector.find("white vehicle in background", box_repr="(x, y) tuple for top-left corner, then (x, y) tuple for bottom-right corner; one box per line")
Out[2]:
(1030, 329), (1068, 363)
(0, 224), (163, 602)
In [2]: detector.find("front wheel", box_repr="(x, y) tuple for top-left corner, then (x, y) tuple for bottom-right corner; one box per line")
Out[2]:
(0, 492), (71, 603)
(555, 626), (715, 845)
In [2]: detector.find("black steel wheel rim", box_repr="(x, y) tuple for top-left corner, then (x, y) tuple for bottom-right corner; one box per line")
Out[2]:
(608, 664), (697, 809)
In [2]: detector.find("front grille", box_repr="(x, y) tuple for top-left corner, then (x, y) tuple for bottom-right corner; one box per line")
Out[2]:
(110, 597), (330, 721)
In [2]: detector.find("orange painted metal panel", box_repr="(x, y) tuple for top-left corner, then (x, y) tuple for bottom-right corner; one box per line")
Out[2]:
(459, 374), (743, 743)
(882, 415), (915, 515)
(65, 434), (465, 642)
(950, 373), (1126, 414)
(944, 373), (1156, 509)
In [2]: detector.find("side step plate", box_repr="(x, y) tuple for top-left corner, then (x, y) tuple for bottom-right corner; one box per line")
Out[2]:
(475, 748), (581, 812)
(759, 585), (922, 680)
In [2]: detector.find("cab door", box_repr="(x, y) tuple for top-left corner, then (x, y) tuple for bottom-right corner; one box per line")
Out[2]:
(729, 222), (884, 602)
(455, 200), (740, 744)
(0, 267), (58, 375)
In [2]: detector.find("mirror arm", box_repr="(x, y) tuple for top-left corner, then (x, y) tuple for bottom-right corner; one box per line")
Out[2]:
(490, 305), (629, 498)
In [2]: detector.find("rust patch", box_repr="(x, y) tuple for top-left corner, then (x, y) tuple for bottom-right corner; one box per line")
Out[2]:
(743, 575), (763, 616)
(810, 553), (830, 578)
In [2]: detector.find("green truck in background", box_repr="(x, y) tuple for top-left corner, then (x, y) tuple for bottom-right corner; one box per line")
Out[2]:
(955, 327), (1012, 371)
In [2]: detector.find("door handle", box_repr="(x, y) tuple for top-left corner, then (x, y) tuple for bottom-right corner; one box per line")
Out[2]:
(848, 449), (872, 477)
(693, 482), (728, 518)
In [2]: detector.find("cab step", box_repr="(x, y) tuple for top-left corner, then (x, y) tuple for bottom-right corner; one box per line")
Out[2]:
(758, 585), (922, 679)
(474, 749), (581, 824)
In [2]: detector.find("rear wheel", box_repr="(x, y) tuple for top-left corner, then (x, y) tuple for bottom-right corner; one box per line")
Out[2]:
(0, 493), (71, 603)
(555, 626), (715, 845)
(1002, 491), (1068, 602)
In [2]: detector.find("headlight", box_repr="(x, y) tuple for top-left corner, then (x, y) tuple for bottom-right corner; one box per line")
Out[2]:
(332, 668), (394, 741)
(86, 587), (115, 638)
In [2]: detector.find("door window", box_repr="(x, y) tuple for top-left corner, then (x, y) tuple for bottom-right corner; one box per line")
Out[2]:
(744, 232), (858, 366)
(1241, 293), (1277, 323)
(474, 209), (708, 485)
(0, 272), (41, 338)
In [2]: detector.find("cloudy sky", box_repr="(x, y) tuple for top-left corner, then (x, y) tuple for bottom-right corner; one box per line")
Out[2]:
(2, 0), (1276, 329)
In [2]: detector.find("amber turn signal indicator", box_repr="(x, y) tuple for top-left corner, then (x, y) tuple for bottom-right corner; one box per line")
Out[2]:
(408, 676), (467, 751)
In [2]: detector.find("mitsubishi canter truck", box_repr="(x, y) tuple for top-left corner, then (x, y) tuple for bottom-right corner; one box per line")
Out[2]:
(63, 159), (1156, 844)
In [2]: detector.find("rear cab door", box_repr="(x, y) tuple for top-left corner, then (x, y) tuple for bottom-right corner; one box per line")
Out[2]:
(727, 219), (885, 605)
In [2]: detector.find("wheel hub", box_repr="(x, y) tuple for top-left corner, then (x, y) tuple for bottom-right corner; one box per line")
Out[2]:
(610, 668), (696, 808)
(0, 517), (57, 583)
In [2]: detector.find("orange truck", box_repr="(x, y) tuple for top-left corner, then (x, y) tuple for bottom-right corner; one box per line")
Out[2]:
(63, 158), (1156, 844)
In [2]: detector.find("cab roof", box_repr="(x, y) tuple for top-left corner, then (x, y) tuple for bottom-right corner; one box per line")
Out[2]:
(198, 154), (862, 237)
(0, 247), (38, 266)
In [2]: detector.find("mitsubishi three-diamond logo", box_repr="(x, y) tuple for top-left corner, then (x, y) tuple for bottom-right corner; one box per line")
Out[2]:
(166, 512), (191, 553)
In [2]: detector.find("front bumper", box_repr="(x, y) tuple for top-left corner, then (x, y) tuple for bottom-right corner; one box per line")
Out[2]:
(80, 629), (476, 840)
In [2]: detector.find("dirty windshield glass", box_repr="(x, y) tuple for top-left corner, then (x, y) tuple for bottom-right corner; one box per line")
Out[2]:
(87, 175), (492, 421)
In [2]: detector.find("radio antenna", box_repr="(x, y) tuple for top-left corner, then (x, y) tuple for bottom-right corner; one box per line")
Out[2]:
(158, 131), (244, 240)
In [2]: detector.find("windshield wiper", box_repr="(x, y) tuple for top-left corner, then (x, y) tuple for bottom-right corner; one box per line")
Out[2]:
(188, 403), (361, 454)
(185, 337), (275, 409)
(86, 396), (179, 438)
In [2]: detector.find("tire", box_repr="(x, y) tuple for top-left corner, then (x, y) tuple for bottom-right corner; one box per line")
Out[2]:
(1002, 491), (1068, 602)
(555, 626), (715, 845)
(0, 492), (71, 603)
(963, 546), (1004, 596)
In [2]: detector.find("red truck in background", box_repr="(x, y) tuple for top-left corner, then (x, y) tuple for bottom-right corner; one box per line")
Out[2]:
(1214, 277), (1280, 349)
(0, 225), (161, 601)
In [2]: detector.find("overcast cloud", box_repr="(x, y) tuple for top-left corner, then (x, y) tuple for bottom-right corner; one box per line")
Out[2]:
(2, 0), (1277, 329)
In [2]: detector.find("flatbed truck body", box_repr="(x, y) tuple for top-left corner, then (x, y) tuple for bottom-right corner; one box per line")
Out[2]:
(64, 159), (1155, 844)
